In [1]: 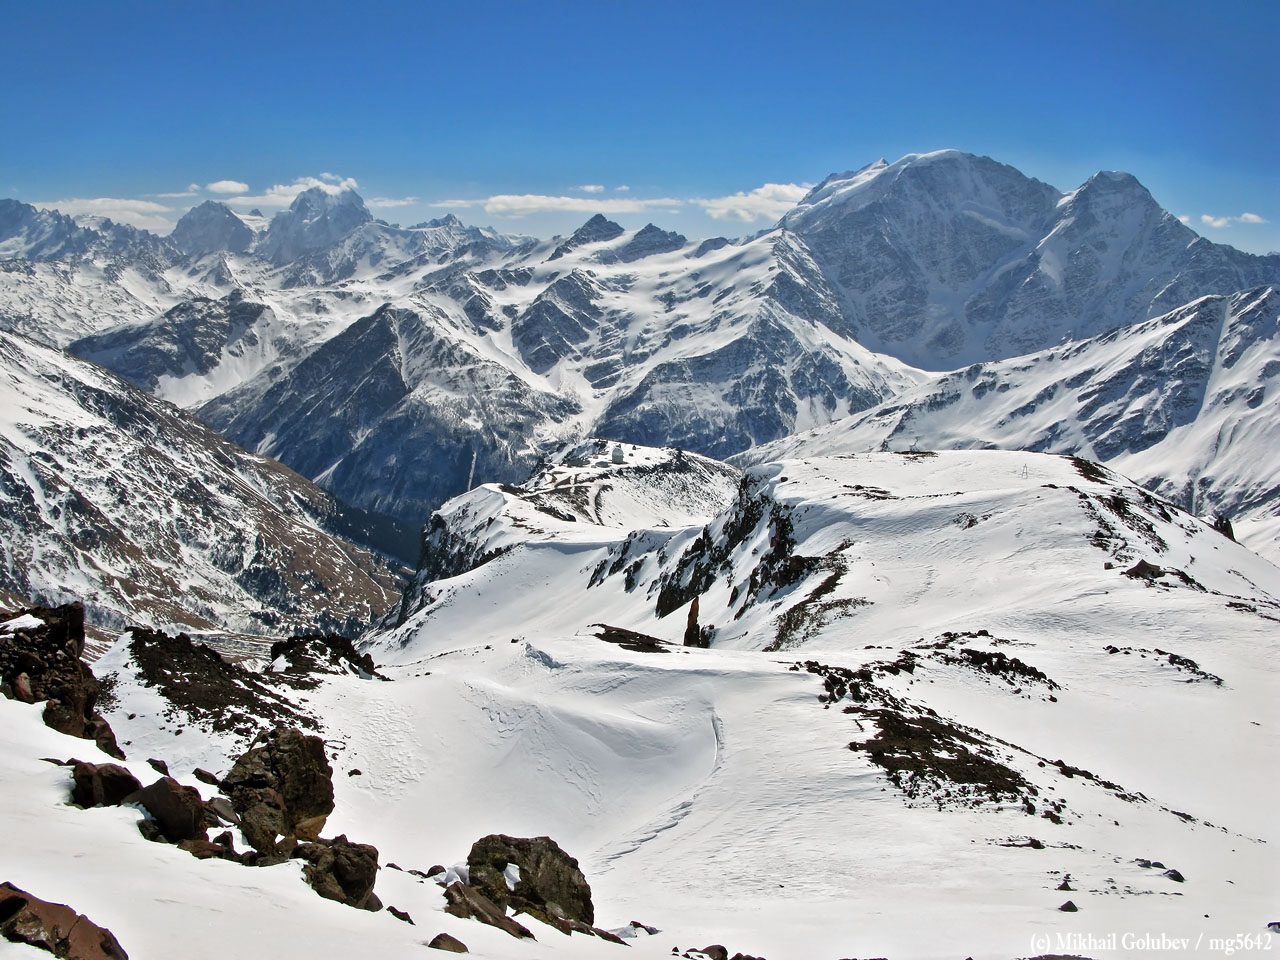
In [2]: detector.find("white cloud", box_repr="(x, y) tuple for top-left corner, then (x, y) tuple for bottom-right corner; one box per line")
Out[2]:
(695, 182), (810, 222)
(1177, 214), (1191, 225)
(576, 184), (604, 193)
(478, 194), (683, 218)
(426, 199), (481, 209)
(153, 184), (201, 198)
(222, 175), (359, 208)
(614, 185), (630, 192)
(368, 196), (420, 209)
(1201, 211), (1269, 229)
(206, 179), (249, 194)
(37, 197), (175, 233)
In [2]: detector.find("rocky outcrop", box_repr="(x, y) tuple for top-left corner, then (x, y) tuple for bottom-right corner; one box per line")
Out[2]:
(124, 777), (208, 844)
(0, 882), (129, 959)
(0, 604), (123, 758)
(70, 762), (141, 808)
(293, 835), (382, 911)
(222, 726), (335, 854)
(466, 834), (594, 926)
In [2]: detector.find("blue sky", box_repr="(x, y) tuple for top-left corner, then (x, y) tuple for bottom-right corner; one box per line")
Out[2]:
(2, 0), (1276, 252)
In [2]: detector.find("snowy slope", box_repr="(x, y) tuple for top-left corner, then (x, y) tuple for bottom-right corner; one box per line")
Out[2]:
(741, 288), (1280, 564)
(0, 330), (402, 635)
(9, 448), (1270, 959)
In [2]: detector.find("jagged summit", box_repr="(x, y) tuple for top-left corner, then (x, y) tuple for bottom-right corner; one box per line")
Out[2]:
(548, 213), (626, 260)
(171, 200), (254, 257)
(257, 186), (373, 264)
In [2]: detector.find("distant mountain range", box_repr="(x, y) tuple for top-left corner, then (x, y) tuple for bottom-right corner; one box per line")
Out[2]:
(2, 150), (1277, 594)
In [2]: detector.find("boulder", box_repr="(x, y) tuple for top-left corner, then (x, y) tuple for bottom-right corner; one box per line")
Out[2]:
(466, 834), (594, 926)
(442, 882), (533, 940)
(0, 881), (129, 959)
(426, 932), (469, 953)
(293, 835), (381, 911)
(1058, 900), (1078, 912)
(70, 762), (142, 808)
(124, 777), (207, 844)
(223, 726), (334, 853)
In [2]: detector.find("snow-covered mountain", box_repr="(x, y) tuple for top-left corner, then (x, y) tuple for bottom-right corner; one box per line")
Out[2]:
(741, 287), (1280, 564)
(4, 150), (1277, 557)
(0, 330), (403, 637)
(170, 200), (254, 257)
(783, 151), (1280, 368)
(8, 445), (1271, 958)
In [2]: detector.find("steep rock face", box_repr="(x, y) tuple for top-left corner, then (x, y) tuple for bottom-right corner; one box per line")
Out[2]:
(69, 290), (277, 402)
(201, 304), (581, 532)
(170, 201), (253, 257)
(257, 187), (373, 265)
(0, 331), (401, 635)
(783, 151), (1280, 368)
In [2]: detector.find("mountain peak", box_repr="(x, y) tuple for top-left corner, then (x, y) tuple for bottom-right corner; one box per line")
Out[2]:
(547, 213), (625, 260)
(258, 187), (372, 264)
(171, 200), (253, 257)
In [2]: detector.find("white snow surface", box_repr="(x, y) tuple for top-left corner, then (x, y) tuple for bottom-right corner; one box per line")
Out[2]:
(4, 449), (1279, 958)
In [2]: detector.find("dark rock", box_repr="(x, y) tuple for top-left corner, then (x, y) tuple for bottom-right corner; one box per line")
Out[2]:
(684, 597), (702, 647)
(192, 768), (221, 787)
(0, 604), (124, 759)
(386, 905), (414, 924)
(146, 758), (170, 777)
(467, 834), (594, 925)
(1164, 868), (1185, 882)
(1056, 879), (1074, 891)
(293, 835), (381, 911)
(13, 672), (34, 703)
(443, 882), (534, 939)
(426, 932), (469, 953)
(630, 920), (660, 934)
(70, 762), (142, 808)
(124, 777), (207, 844)
(347, 769), (362, 777)
(702, 946), (729, 960)
(1058, 900), (1079, 912)
(223, 726), (334, 853)
(178, 837), (237, 861)
(204, 796), (239, 825)
(0, 881), (129, 959)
